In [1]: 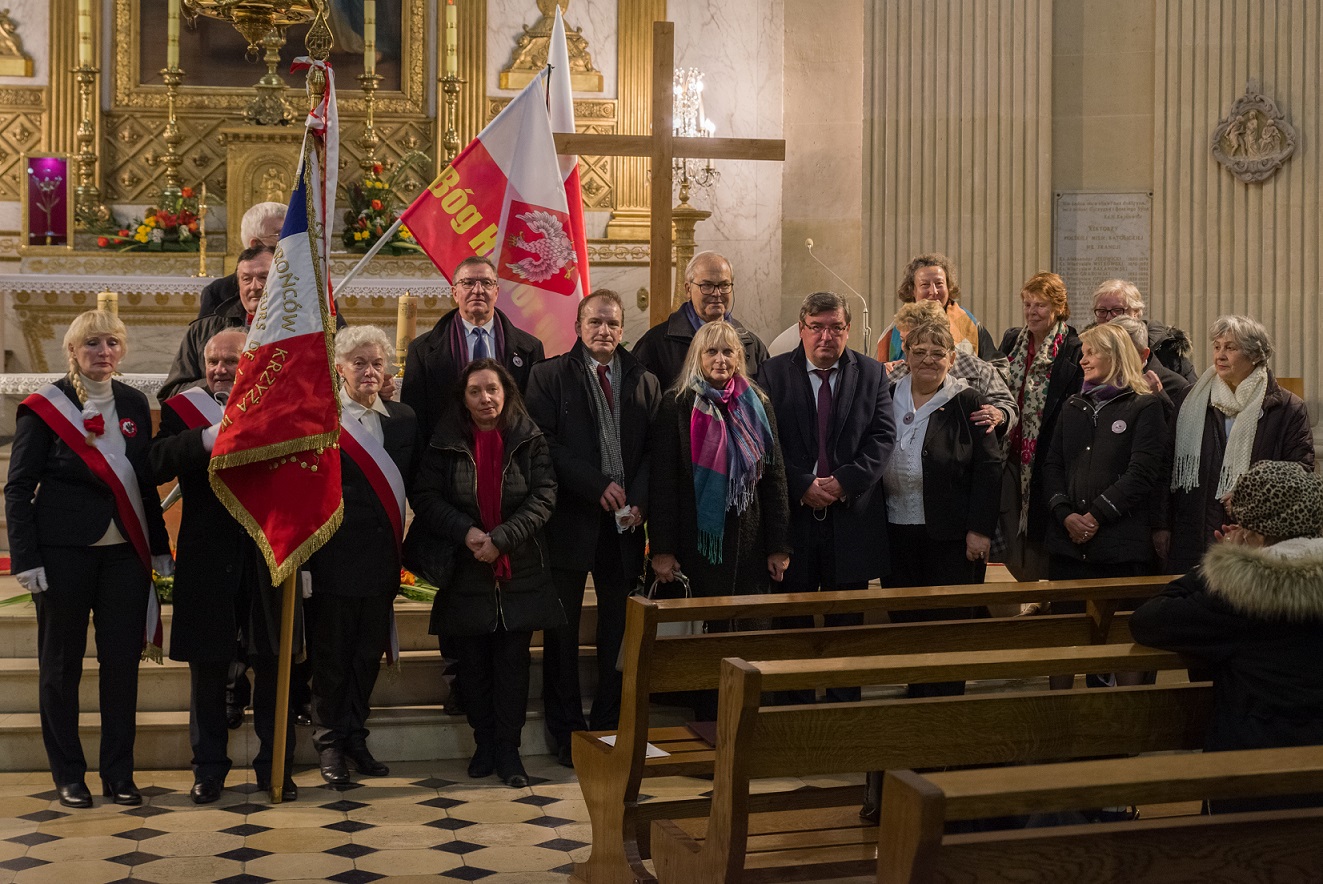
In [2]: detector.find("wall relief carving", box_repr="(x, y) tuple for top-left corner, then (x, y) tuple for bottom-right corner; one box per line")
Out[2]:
(1211, 80), (1297, 183)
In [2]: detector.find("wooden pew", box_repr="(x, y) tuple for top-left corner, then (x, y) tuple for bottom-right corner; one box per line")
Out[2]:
(571, 575), (1175, 884)
(878, 746), (1323, 883)
(649, 647), (1204, 884)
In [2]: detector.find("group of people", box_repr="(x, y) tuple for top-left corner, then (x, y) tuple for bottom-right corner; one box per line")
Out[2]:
(5, 241), (1319, 814)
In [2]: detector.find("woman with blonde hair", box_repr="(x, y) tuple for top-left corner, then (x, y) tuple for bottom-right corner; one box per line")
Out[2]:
(5, 310), (173, 807)
(649, 320), (791, 597)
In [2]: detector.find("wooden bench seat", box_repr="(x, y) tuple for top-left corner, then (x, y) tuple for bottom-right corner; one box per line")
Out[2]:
(572, 575), (1175, 884)
(878, 745), (1323, 883)
(649, 646), (1204, 884)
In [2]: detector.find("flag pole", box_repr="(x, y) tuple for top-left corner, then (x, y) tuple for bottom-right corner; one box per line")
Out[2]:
(268, 571), (299, 803)
(335, 217), (404, 292)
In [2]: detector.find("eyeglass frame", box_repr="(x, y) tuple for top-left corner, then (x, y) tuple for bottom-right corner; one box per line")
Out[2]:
(688, 280), (734, 295)
(801, 321), (849, 338)
(1093, 305), (1132, 320)
(456, 277), (499, 291)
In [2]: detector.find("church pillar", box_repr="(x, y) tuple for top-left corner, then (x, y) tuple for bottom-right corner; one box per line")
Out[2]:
(44, 0), (87, 161)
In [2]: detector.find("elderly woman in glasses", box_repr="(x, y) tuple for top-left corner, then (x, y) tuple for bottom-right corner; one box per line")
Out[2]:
(1090, 279), (1196, 385)
(883, 317), (1003, 695)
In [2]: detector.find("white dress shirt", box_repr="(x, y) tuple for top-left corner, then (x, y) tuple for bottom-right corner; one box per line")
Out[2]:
(461, 316), (497, 362)
(340, 387), (390, 444)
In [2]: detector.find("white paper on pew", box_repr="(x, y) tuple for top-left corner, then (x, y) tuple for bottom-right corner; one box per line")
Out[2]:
(598, 735), (670, 758)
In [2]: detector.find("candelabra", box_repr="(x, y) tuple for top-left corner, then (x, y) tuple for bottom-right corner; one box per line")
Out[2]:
(158, 64), (186, 206)
(672, 67), (718, 206)
(246, 26), (295, 125)
(72, 63), (112, 231)
(439, 73), (464, 166)
(357, 70), (383, 171)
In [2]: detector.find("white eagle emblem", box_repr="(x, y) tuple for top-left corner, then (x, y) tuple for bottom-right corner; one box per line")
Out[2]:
(504, 210), (575, 284)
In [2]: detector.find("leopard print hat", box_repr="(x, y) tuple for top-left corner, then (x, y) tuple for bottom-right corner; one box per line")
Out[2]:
(1228, 460), (1323, 541)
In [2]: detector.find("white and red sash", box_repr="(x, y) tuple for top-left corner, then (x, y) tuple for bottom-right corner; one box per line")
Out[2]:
(164, 387), (224, 431)
(22, 383), (163, 659)
(338, 411), (406, 665)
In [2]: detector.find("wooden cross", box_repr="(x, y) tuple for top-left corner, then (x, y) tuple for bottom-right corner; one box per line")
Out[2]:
(553, 21), (786, 326)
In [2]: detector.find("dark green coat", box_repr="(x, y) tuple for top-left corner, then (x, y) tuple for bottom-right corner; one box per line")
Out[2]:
(411, 411), (564, 636)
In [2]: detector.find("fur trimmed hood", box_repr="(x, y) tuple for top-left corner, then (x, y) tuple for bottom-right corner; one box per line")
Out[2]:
(1201, 537), (1323, 621)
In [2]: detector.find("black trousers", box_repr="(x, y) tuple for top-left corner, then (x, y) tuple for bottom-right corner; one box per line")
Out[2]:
(309, 592), (392, 753)
(772, 508), (870, 704)
(35, 543), (149, 786)
(188, 654), (295, 780)
(885, 523), (987, 698)
(452, 628), (532, 749)
(543, 514), (642, 738)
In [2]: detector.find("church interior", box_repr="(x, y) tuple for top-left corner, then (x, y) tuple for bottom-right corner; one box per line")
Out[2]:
(0, 0), (1320, 881)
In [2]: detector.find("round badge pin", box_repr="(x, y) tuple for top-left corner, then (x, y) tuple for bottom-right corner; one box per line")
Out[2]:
(1111, 419), (1127, 434)
(119, 418), (138, 438)
(513, 355), (524, 367)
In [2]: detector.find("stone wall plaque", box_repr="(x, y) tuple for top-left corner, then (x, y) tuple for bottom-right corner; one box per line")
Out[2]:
(1212, 80), (1297, 184)
(1053, 192), (1152, 320)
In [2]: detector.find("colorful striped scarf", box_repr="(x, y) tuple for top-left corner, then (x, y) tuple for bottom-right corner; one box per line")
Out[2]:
(688, 373), (774, 564)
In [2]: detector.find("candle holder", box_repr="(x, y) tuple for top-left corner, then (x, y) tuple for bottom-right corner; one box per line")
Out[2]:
(439, 73), (465, 166)
(246, 26), (295, 126)
(193, 185), (209, 277)
(72, 63), (112, 231)
(357, 70), (383, 171)
(158, 64), (186, 206)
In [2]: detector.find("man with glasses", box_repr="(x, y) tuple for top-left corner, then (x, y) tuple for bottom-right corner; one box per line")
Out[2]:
(632, 250), (770, 389)
(402, 255), (545, 444)
(1089, 279), (1196, 384)
(756, 291), (894, 702)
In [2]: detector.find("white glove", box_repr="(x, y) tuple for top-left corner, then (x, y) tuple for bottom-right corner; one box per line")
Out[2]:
(16, 567), (47, 594)
(201, 422), (221, 452)
(152, 554), (176, 577)
(301, 572), (312, 599)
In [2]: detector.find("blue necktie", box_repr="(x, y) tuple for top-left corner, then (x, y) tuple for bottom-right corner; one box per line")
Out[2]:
(472, 327), (490, 361)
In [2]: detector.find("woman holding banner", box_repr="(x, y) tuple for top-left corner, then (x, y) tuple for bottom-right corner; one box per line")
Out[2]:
(4, 310), (172, 808)
(307, 326), (421, 786)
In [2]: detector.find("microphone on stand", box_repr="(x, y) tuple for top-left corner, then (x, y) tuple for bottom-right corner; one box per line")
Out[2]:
(805, 238), (872, 356)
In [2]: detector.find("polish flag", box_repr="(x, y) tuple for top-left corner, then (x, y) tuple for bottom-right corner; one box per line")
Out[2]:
(401, 68), (585, 356)
(209, 60), (343, 584)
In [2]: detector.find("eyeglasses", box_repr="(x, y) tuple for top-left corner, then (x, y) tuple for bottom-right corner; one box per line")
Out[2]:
(457, 278), (498, 291)
(690, 281), (733, 295)
(1093, 306), (1130, 320)
(908, 348), (950, 363)
(803, 323), (848, 338)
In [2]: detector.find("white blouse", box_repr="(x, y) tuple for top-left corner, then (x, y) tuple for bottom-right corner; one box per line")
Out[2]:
(882, 374), (965, 525)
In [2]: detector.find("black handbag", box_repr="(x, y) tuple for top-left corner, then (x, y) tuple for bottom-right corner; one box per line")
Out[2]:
(401, 524), (456, 589)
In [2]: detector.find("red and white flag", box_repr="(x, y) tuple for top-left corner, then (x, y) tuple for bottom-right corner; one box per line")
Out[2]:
(209, 60), (343, 585)
(549, 7), (591, 297)
(401, 68), (585, 356)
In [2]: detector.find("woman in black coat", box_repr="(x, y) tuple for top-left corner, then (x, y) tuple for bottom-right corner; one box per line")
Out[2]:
(4, 310), (172, 808)
(409, 358), (562, 788)
(648, 321), (791, 597)
(1132, 460), (1323, 812)
(999, 272), (1083, 580)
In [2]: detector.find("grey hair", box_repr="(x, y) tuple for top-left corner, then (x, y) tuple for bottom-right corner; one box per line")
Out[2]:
(1092, 279), (1145, 315)
(798, 291), (851, 325)
(204, 327), (247, 355)
(684, 250), (733, 283)
(1209, 314), (1273, 366)
(1108, 315), (1149, 357)
(334, 325), (393, 364)
(239, 202), (287, 246)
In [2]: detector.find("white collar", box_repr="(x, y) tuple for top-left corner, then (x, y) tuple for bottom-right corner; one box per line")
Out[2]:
(340, 387), (390, 418)
(805, 359), (840, 375)
(461, 316), (496, 336)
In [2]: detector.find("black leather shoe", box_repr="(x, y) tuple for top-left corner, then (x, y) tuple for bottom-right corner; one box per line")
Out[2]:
(256, 775), (298, 801)
(190, 776), (223, 805)
(225, 704), (245, 730)
(296, 704), (313, 727)
(557, 743), (574, 768)
(345, 748), (389, 777)
(57, 782), (92, 809)
(495, 745), (529, 789)
(467, 744), (495, 779)
(102, 780), (142, 806)
(319, 748), (350, 785)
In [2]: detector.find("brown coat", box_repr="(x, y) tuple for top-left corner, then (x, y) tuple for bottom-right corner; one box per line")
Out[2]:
(1163, 371), (1315, 573)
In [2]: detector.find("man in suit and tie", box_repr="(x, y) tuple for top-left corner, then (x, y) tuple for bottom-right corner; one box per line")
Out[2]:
(757, 291), (895, 701)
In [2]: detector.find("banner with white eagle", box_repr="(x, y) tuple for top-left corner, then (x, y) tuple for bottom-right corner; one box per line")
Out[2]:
(401, 67), (584, 355)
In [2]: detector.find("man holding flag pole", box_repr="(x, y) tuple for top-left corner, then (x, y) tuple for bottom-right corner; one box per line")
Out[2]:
(207, 53), (344, 803)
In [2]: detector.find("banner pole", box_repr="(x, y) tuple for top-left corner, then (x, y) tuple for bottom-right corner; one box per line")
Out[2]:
(335, 217), (404, 293)
(269, 571), (299, 803)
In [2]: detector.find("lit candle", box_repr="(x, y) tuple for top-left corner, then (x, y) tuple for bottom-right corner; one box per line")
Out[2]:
(97, 291), (119, 316)
(445, 0), (458, 76)
(77, 0), (92, 67)
(363, 0), (376, 76)
(395, 292), (416, 371)
(167, 0), (180, 69)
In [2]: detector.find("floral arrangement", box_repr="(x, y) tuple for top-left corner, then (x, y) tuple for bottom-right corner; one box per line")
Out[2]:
(399, 567), (438, 602)
(96, 187), (201, 252)
(341, 153), (431, 255)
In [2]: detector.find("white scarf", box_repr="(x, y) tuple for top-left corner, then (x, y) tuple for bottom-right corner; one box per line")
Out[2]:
(1171, 364), (1268, 497)
(893, 373), (965, 451)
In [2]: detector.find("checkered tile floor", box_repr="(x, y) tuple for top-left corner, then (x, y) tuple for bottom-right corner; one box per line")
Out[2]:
(0, 756), (602, 883)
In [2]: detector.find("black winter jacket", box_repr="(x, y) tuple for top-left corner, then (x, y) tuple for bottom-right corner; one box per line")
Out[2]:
(411, 411), (564, 636)
(1043, 388), (1167, 564)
